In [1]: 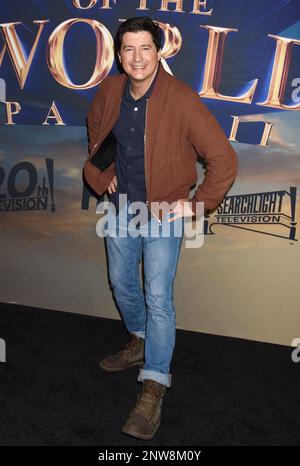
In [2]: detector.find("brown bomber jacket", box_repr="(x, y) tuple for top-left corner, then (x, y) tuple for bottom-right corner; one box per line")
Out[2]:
(83, 61), (238, 217)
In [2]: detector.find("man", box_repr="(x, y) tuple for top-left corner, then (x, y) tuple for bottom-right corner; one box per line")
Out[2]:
(83, 16), (238, 440)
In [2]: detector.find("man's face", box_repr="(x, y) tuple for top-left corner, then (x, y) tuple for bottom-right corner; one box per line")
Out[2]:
(118, 31), (161, 84)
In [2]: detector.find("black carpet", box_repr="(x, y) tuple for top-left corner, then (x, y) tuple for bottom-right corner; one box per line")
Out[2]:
(0, 302), (299, 446)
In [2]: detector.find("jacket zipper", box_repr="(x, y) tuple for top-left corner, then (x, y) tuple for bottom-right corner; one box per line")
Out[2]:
(144, 98), (161, 224)
(90, 110), (120, 158)
(91, 128), (110, 158)
(90, 87), (126, 158)
(144, 98), (149, 207)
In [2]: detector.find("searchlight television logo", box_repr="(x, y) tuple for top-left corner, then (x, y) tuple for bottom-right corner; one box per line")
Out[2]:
(209, 187), (297, 241)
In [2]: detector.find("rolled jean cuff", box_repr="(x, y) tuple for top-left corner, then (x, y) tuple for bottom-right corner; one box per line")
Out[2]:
(138, 369), (172, 388)
(132, 331), (145, 339)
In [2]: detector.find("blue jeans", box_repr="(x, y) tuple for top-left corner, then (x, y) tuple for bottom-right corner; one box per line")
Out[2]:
(105, 200), (184, 387)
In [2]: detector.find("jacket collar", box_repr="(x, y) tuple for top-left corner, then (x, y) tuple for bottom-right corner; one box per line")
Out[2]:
(150, 60), (171, 99)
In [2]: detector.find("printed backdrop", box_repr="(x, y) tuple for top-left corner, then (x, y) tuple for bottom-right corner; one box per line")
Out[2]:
(0, 0), (299, 345)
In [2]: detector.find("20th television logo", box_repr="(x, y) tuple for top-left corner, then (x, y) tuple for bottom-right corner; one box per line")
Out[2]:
(0, 159), (55, 213)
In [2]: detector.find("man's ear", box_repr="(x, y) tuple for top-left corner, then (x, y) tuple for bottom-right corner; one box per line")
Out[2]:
(157, 49), (162, 61)
(118, 52), (121, 63)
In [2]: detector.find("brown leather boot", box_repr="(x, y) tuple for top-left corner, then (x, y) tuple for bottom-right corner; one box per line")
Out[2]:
(121, 379), (167, 440)
(99, 333), (144, 372)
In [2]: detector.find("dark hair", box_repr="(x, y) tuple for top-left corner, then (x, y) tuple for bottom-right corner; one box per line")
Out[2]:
(114, 16), (163, 55)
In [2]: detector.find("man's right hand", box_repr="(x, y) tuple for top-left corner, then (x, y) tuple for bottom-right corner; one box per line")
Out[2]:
(108, 176), (117, 194)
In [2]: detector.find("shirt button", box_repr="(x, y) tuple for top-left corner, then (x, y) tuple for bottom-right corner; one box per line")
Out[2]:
(134, 107), (138, 111)
(130, 128), (135, 132)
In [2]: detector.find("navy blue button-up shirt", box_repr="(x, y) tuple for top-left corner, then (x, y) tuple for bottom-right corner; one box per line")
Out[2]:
(111, 67), (158, 213)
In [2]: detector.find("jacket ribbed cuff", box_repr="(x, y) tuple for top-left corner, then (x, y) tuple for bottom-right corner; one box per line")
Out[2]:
(83, 161), (115, 196)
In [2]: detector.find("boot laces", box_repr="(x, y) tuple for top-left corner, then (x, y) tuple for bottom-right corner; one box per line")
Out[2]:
(133, 386), (162, 419)
(120, 338), (140, 359)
